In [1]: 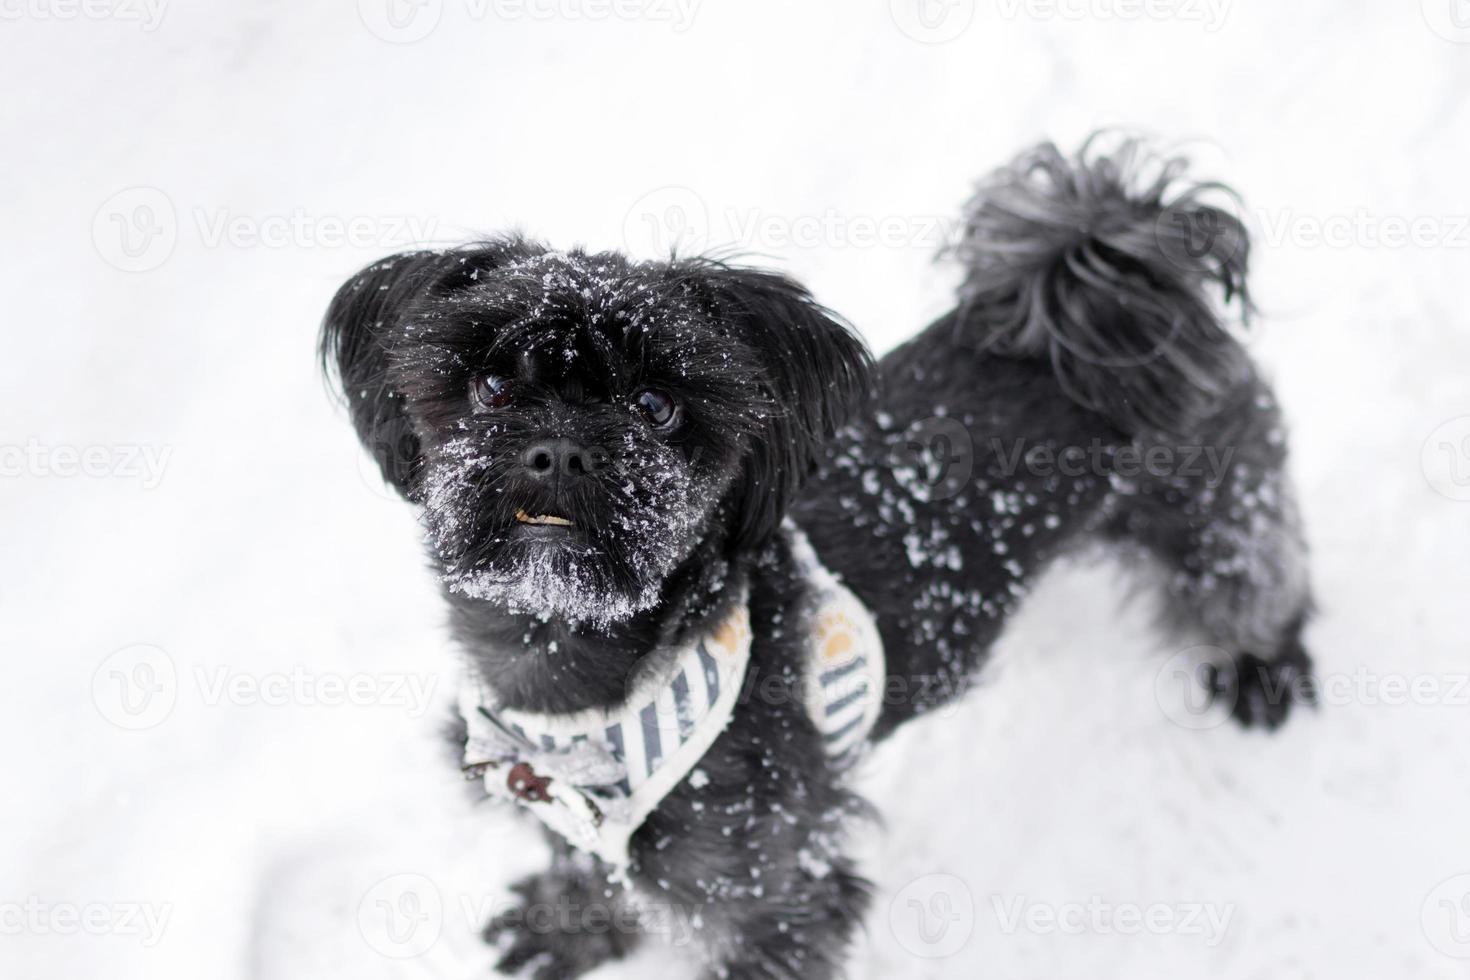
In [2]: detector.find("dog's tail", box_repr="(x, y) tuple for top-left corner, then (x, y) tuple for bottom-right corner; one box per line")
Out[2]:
(949, 134), (1254, 435)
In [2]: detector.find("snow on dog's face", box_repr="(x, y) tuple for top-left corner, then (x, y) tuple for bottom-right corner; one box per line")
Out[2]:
(322, 238), (871, 627)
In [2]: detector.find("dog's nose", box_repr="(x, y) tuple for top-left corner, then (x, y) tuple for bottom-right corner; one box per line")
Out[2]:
(520, 438), (603, 480)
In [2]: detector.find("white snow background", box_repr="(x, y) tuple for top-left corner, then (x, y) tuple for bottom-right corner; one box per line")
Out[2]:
(2, 1), (1469, 977)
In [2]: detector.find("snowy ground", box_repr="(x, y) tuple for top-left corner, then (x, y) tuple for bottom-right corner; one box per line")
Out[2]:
(3, 2), (1469, 977)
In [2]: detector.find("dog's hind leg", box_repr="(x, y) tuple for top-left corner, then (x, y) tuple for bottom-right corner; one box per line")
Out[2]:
(1106, 380), (1316, 730)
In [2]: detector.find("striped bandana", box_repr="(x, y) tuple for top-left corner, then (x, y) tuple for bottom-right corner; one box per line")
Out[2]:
(459, 526), (884, 867)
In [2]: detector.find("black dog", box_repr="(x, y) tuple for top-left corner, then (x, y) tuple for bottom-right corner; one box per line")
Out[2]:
(322, 136), (1313, 979)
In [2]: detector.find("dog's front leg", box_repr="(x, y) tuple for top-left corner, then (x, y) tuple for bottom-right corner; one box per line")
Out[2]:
(629, 726), (872, 980)
(483, 827), (641, 978)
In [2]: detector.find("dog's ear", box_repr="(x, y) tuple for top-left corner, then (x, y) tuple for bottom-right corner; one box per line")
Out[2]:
(682, 263), (874, 551)
(320, 239), (533, 500)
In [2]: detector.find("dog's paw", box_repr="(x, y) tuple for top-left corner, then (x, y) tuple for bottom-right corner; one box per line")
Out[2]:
(1210, 644), (1316, 731)
(484, 873), (635, 979)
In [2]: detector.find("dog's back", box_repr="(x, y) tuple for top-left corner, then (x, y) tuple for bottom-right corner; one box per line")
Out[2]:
(793, 135), (1314, 736)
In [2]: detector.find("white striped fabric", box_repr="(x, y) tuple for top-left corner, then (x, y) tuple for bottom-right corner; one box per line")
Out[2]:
(459, 525), (886, 866)
(463, 597), (753, 866)
(787, 526), (887, 761)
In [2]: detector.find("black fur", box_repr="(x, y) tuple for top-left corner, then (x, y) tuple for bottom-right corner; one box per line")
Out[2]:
(321, 135), (1314, 978)
(949, 134), (1253, 434)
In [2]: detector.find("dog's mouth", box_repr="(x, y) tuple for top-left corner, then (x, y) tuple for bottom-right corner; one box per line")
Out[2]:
(515, 509), (573, 528)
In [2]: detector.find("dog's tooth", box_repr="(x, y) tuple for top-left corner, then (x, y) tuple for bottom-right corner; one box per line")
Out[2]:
(515, 509), (571, 526)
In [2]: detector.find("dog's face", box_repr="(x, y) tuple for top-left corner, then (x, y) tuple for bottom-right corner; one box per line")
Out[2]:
(323, 238), (870, 627)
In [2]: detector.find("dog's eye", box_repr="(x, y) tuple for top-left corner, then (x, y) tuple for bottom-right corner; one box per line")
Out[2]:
(633, 388), (678, 429)
(470, 374), (513, 411)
